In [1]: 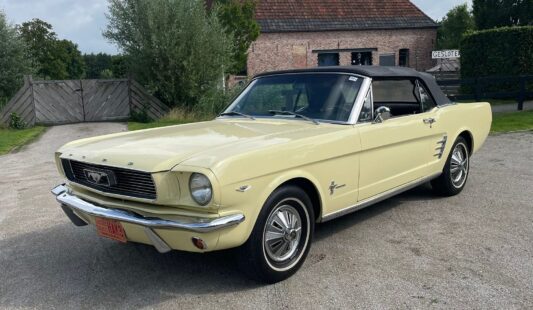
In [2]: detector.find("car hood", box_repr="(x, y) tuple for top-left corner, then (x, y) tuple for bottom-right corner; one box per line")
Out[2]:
(58, 119), (346, 172)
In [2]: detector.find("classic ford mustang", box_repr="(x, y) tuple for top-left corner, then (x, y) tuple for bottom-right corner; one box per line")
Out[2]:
(52, 66), (491, 283)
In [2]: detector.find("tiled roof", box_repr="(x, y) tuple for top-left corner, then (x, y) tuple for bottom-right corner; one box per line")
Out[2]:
(256, 0), (438, 32)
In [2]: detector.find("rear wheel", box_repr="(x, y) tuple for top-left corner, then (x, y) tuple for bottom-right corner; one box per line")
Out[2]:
(431, 136), (470, 196)
(239, 185), (314, 283)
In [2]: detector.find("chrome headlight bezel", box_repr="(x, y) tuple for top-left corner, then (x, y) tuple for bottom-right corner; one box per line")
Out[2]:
(189, 173), (213, 206)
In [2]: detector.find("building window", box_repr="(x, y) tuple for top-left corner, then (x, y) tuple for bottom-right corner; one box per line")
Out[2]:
(351, 52), (372, 65)
(379, 53), (396, 66)
(317, 53), (339, 66)
(399, 49), (410, 67)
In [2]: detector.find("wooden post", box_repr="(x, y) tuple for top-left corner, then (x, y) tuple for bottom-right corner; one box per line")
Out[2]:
(79, 80), (86, 121)
(28, 75), (36, 126)
(474, 78), (481, 102)
(127, 78), (131, 116)
(518, 77), (525, 111)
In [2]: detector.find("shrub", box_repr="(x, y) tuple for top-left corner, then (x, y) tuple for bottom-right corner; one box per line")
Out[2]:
(9, 112), (26, 129)
(461, 26), (533, 79)
(197, 84), (245, 117)
(129, 105), (152, 123)
(104, 0), (234, 110)
(158, 84), (246, 122)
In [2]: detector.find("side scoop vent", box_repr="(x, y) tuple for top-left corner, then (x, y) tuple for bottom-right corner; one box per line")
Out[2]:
(434, 135), (448, 159)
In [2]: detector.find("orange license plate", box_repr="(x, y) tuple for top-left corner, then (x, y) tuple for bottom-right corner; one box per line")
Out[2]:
(95, 217), (127, 243)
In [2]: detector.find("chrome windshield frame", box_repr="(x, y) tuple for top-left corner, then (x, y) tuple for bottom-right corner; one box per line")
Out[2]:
(218, 72), (372, 125)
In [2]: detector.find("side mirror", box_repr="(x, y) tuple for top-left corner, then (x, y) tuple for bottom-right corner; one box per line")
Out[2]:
(374, 106), (391, 123)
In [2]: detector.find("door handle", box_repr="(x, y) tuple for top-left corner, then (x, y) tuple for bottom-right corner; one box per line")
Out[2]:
(423, 118), (436, 128)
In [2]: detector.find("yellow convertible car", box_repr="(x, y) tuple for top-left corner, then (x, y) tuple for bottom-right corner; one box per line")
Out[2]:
(52, 66), (491, 283)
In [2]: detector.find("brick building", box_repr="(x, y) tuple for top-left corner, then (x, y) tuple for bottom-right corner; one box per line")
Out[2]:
(247, 0), (438, 76)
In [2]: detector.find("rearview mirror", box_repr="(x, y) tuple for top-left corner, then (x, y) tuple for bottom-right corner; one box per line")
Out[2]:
(374, 106), (391, 123)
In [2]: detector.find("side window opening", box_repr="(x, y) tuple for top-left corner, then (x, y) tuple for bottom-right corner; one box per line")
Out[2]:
(371, 79), (436, 118)
(372, 79), (418, 117)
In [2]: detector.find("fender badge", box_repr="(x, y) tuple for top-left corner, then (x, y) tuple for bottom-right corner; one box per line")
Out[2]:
(329, 181), (346, 195)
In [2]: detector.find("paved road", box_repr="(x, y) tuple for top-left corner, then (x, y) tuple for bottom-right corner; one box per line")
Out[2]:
(1, 123), (532, 309)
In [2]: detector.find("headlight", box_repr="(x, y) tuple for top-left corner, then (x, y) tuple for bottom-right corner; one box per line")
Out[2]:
(189, 173), (212, 206)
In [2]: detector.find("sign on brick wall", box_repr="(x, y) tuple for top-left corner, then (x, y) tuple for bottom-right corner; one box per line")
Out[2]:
(432, 50), (460, 59)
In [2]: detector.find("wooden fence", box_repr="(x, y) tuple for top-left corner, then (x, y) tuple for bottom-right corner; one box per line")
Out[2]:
(0, 76), (169, 126)
(436, 75), (533, 111)
(430, 71), (461, 98)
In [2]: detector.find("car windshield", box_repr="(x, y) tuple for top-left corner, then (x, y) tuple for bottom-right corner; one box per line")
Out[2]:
(223, 74), (364, 123)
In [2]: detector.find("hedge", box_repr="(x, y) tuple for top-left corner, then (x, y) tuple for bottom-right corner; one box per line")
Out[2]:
(461, 26), (533, 79)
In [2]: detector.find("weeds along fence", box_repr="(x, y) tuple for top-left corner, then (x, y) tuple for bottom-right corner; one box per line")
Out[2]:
(437, 75), (533, 110)
(0, 76), (169, 127)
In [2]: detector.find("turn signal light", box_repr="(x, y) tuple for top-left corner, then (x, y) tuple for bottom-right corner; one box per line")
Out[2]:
(192, 237), (207, 250)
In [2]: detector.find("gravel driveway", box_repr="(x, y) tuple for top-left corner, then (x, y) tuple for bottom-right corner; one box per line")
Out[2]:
(1, 123), (532, 309)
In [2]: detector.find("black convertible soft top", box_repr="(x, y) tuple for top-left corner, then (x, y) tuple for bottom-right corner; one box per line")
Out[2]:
(255, 66), (451, 106)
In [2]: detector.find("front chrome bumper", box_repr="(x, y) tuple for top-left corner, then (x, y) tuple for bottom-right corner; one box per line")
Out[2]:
(51, 184), (245, 252)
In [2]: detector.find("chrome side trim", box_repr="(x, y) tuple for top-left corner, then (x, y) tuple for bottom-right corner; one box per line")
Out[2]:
(349, 76), (372, 125)
(321, 173), (441, 222)
(51, 185), (245, 233)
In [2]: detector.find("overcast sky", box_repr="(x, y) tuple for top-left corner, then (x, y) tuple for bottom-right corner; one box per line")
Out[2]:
(0, 0), (471, 55)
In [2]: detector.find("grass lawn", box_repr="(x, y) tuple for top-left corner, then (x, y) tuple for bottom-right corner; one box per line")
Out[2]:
(491, 110), (533, 133)
(0, 126), (47, 155)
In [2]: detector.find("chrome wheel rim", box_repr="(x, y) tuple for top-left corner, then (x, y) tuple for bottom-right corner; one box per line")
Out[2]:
(450, 143), (469, 188)
(263, 203), (303, 263)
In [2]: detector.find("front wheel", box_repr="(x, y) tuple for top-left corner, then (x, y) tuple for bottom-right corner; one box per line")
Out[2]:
(431, 136), (470, 196)
(239, 185), (314, 283)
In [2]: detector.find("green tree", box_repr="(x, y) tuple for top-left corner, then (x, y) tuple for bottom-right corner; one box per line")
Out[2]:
(18, 19), (85, 79)
(111, 55), (129, 78)
(104, 0), (234, 109)
(215, 0), (260, 74)
(473, 0), (533, 30)
(99, 69), (114, 79)
(0, 11), (32, 108)
(56, 40), (85, 79)
(18, 19), (67, 79)
(437, 4), (475, 49)
(83, 53), (113, 78)
(83, 53), (130, 79)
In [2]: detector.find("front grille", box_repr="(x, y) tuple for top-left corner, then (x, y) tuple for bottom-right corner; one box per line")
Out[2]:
(62, 159), (157, 200)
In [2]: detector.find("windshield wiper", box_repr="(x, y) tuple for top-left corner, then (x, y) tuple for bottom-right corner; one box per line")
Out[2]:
(268, 110), (319, 125)
(219, 111), (255, 120)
